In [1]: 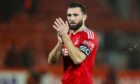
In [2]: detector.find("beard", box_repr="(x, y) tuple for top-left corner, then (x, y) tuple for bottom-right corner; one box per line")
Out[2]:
(69, 21), (83, 31)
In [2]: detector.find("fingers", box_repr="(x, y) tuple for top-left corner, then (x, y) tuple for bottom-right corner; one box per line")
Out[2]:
(55, 18), (65, 27)
(53, 17), (69, 32)
(53, 25), (58, 30)
(59, 18), (65, 25)
(53, 18), (64, 30)
(54, 20), (60, 28)
(56, 18), (62, 26)
(65, 21), (69, 28)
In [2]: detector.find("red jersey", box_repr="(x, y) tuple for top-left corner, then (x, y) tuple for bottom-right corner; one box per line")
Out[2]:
(61, 27), (98, 84)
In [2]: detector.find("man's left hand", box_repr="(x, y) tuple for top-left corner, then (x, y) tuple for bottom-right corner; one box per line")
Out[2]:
(53, 18), (69, 36)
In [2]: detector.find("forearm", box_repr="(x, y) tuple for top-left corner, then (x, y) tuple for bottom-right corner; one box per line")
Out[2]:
(62, 34), (86, 64)
(48, 43), (62, 64)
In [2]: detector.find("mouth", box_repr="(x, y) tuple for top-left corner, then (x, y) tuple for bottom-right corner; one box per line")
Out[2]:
(70, 22), (76, 25)
(70, 23), (76, 25)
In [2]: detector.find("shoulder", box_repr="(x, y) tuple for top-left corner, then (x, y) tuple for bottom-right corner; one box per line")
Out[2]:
(82, 28), (95, 40)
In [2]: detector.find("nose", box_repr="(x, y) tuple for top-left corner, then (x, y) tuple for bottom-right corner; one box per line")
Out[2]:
(70, 15), (74, 21)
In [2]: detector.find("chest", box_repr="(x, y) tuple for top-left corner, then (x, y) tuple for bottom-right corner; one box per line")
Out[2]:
(71, 34), (82, 46)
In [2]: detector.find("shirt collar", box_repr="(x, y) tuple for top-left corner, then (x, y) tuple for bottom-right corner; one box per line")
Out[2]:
(69, 25), (86, 35)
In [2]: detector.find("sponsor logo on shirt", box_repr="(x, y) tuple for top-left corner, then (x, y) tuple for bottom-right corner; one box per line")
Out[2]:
(83, 40), (95, 50)
(74, 39), (79, 45)
(62, 48), (68, 56)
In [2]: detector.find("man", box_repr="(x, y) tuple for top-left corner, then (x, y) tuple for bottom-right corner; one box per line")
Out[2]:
(48, 2), (98, 84)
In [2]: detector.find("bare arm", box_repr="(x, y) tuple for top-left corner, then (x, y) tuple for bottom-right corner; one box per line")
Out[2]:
(62, 34), (86, 64)
(48, 34), (63, 64)
(48, 42), (62, 64)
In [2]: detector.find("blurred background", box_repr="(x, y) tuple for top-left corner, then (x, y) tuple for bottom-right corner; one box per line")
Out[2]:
(0, 0), (140, 84)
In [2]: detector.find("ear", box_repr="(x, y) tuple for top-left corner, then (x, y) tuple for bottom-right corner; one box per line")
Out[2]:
(83, 14), (87, 21)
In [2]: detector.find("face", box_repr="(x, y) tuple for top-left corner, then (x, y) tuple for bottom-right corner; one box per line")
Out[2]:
(67, 7), (87, 31)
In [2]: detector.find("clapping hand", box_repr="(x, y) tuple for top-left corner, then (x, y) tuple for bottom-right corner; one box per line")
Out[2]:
(53, 18), (69, 36)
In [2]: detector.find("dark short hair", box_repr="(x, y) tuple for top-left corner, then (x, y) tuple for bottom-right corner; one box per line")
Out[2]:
(68, 2), (87, 14)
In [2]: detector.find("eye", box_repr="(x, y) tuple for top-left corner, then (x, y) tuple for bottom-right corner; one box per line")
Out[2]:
(67, 14), (71, 16)
(73, 14), (78, 16)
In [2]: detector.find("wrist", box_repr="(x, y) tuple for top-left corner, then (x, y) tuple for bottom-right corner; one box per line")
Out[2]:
(57, 42), (62, 46)
(59, 32), (68, 37)
(61, 34), (70, 41)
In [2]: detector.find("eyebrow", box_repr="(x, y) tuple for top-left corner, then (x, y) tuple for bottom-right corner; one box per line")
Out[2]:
(67, 13), (79, 16)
